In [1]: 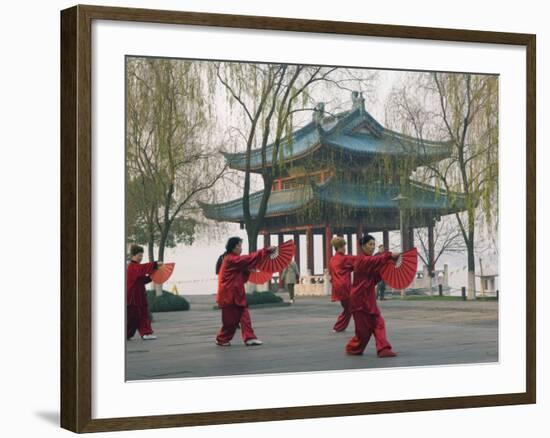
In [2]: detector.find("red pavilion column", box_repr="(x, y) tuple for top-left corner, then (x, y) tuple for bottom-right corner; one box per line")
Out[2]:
(306, 227), (314, 275)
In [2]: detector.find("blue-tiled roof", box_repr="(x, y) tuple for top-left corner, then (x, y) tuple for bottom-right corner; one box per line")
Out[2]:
(221, 121), (321, 170)
(198, 185), (314, 222)
(223, 107), (451, 171)
(199, 179), (465, 222)
(314, 180), (465, 211)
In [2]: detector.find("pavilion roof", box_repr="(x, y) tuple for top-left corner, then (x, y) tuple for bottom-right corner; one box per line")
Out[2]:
(221, 104), (452, 172)
(198, 179), (466, 223)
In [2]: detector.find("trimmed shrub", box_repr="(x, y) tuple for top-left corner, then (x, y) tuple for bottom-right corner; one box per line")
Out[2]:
(146, 290), (190, 312)
(245, 291), (283, 306)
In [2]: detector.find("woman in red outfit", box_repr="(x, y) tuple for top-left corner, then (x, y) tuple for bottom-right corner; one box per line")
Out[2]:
(329, 236), (356, 332)
(126, 244), (162, 341)
(346, 234), (400, 357)
(215, 237), (274, 346)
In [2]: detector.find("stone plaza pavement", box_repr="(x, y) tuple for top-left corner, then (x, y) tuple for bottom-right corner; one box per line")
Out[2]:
(126, 294), (498, 381)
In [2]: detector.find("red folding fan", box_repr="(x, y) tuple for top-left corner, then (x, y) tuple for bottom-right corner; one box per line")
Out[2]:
(257, 240), (295, 274)
(150, 262), (175, 284)
(380, 247), (418, 289)
(248, 270), (273, 285)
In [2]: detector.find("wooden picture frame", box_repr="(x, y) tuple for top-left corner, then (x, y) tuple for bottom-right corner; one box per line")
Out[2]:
(60, 4), (536, 433)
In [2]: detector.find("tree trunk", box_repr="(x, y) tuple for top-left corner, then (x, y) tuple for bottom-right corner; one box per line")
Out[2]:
(158, 231), (167, 261)
(245, 227), (260, 293)
(147, 231), (155, 263)
(147, 233), (157, 294)
(147, 211), (155, 262)
(247, 227), (259, 253)
(467, 228), (476, 300)
(155, 231), (168, 297)
(147, 244), (154, 264)
(427, 221), (435, 295)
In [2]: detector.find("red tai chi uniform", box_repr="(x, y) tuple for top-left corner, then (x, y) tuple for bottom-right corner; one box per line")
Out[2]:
(216, 248), (270, 344)
(329, 252), (356, 332)
(346, 252), (394, 355)
(126, 261), (157, 339)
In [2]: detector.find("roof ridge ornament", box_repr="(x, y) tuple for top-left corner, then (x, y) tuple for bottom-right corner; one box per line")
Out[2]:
(313, 102), (326, 136)
(313, 102), (325, 124)
(351, 90), (365, 114)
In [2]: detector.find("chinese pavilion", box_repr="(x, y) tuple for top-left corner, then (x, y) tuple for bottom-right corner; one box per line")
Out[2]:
(200, 91), (465, 276)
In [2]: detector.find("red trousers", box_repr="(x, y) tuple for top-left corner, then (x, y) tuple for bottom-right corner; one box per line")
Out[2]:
(126, 304), (153, 339)
(333, 298), (352, 332)
(238, 307), (257, 342)
(345, 310), (392, 355)
(216, 305), (257, 344)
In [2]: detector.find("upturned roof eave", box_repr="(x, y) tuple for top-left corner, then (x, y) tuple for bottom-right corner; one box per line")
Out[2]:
(222, 107), (452, 171)
(199, 179), (467, 222)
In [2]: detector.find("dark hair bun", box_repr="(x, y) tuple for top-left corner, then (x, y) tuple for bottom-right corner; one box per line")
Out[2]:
(225, 237), (243, 253)
(359, 234), (375, 246)
(130, 244), (144, 256)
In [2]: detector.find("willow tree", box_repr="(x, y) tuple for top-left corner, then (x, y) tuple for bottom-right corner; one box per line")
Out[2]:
(126, 172), (158, 262)
(387, 72), (499, 299)
(215, 62), (346, 251)
(126, 57), (226, 278)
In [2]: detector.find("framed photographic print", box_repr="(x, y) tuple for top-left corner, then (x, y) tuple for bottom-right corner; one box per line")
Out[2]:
(60, 4), (536, 433)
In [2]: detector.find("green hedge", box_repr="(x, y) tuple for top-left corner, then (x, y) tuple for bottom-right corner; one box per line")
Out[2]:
(146, 290), (190, 312)
(245, 291), (283, 306)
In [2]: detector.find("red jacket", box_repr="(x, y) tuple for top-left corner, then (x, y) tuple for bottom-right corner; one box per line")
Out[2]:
(349, 252), (392, 315)
(329, 252), (356, 302)
(217, 248), (270, 308)
(126, 261), (157, 306)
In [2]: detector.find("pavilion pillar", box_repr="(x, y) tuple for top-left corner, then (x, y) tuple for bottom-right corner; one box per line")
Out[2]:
(324, 225), (332, 270)
(356, 223), (364, 254)
(263, 231), (271, 248)
(306, 227), (314, 275)
(293, 232), (301, 271)
(383, 230), (390, 251)
(346, 232), (353, 255)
